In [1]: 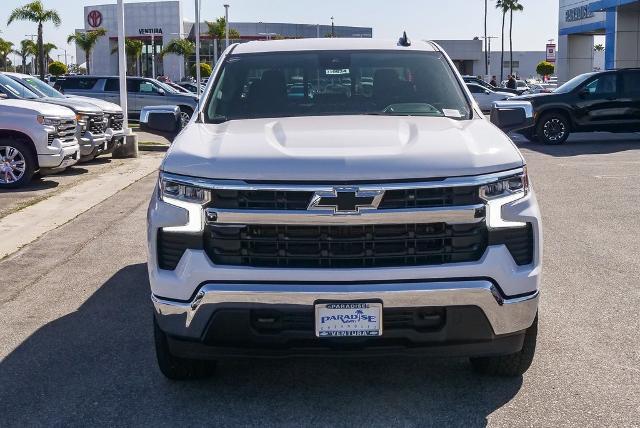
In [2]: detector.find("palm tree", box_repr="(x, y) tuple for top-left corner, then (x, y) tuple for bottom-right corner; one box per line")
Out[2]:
(496, 0), (510, 83)
(7, 0), (61, 80)
(67, 28), (107, 75)
(508, 0), (524, 76)
(160, 39), (195, 79)
(205, 17), (240, 53)
(111, 38), (144, 75)
(0, 39), (14, 72)
(42, 42), (56, 65)
(594, 43), (605, 52)
(15, 39), (37, 73)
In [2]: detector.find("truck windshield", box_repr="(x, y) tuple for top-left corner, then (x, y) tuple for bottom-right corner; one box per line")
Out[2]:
(0, 74), (40, 99)
(555, 72), (595, 93)
(205, 50), (471, 122)
(15, 75), (64, 98)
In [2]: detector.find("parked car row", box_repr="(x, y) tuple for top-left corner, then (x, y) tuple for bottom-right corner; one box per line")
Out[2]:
(54, 76), (198, 128)
(0, 72), (125, 189)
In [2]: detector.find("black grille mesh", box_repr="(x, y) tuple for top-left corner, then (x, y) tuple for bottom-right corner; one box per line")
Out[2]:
(488, 224), (534, 265)
(208, 186), (482, 211)
(204, 223), (488, 268)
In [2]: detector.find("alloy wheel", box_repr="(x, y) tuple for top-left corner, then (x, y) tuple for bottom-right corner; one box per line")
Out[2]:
(180, 111), (191, 128)
(542, 118), (566, 142)
(0, 145), (27, 185)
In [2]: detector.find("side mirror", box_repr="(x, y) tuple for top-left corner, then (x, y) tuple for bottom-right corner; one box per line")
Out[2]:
(157, 88), (165, 96)
(0, 92), (7, 99)
(139, 105), (181, 138)
(485, 90), (491, 95)
(490, 100), (534, 133)
(579, 88), (590, 98)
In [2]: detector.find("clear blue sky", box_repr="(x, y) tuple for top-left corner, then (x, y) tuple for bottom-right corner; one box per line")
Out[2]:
(1, 0), (559, 60)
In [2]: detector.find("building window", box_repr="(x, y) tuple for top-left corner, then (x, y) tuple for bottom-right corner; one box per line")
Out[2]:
(503, 61), (520, 69)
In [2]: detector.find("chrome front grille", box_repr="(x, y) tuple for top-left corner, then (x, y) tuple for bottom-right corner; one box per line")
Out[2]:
(88, 114), (106, 134)
(50, 119), (77, 144)
(208, 186), (482, 210)
(156, 169), (533, 270)
(107, 113), (124, 131)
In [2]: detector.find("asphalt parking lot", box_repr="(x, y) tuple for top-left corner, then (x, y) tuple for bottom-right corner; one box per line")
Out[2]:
(1, 133), (639, 427)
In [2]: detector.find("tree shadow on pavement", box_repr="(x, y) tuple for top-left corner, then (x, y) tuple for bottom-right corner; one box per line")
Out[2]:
(512, 132), (640, 157)
(0, 263), (523, 427)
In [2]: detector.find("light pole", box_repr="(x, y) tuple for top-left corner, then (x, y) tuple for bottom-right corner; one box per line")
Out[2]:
(481, 36), (498, 81)
(331, 16), (335, 38)
(224, 4), (230, 50)
(116, 0), (129, 133)
(151, 32), (156, 78)
(195, 0), (202, 107)
(26, 34), (37, 74)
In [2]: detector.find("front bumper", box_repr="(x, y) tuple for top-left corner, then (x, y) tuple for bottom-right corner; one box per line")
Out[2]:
(79, 132), (107, 159)
(153, 280), (538, 358)
(154, 279), (538, 338)
(37, 139), (80, 170)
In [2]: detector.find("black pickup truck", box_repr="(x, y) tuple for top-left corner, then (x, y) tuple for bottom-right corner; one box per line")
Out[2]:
(514, 69), (640, 144)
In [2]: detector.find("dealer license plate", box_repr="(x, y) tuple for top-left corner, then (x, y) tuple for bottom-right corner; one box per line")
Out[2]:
(315, 303), (382, 337)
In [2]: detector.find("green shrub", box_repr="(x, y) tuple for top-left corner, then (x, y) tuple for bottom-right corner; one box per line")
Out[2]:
(536, 61), (555, 78)
(48, 61), (68, 76)
(190, 62), (212, 78)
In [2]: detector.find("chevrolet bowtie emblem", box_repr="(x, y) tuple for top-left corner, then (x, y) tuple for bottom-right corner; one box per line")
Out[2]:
(308, 188), (384, 214)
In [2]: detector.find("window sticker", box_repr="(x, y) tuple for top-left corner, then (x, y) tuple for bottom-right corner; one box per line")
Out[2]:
(443, 109), (462, 118)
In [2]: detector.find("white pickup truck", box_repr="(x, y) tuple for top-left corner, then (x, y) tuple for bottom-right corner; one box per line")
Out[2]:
(0, 97), (79, 188)
(143, 37), (542, 380)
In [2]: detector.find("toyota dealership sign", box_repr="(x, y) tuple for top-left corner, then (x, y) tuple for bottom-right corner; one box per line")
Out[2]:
(87, 10), (103, 28)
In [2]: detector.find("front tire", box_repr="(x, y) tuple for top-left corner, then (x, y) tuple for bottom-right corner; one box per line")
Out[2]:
(470, 315), (538, 377)
(0, 139), (36, 189)
(153, 315), (216, 380)
(178, 107), (193, 129)
(537, 113), (570, 145)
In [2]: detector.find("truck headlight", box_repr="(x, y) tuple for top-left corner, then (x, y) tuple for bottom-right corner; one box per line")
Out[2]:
(480, 168), (529, 228)
(36, 115), (62, 126)
(159, 174), (211, 204)
(480, 168), (529, 200)
(76, 113), (89, 132)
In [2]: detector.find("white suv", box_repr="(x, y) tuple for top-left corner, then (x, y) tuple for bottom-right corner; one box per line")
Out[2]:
(145, 38), (542, 379)
(1, 97), (79, 188)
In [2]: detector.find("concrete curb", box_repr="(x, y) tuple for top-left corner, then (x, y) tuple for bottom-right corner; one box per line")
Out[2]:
(0, 156), (162, 260)
(138, 144), (169, 152)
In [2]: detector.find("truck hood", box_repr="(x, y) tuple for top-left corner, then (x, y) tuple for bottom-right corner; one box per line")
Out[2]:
(0, 98), (76, 118)
(66, 95), (122, 113)
(38, 97), (103, 114)
(162, 116), (524, 181)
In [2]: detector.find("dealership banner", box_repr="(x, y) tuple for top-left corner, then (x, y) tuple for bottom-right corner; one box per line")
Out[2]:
(546, 44), (556, 63)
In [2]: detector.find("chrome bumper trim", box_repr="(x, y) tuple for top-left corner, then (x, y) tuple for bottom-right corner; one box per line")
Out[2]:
(152, 280), (539, 338)
(161, 168), (525, 191)
(205, 205), (484, 226)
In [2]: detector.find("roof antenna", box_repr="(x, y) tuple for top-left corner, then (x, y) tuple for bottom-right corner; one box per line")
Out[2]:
(399, 31), (411, 47)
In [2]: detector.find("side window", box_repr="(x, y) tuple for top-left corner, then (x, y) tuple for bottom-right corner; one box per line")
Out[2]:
(126, 79), (141, 93)
(584, 74), (617, 95)
(622, 72), (640, 97)
(58, 78), (97, 90)
(468, 84), (482, 94)
(139, 81), (158, 94)
(104, 79), (119, 92)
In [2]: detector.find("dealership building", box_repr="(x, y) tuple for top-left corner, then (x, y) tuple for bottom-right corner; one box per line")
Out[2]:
(78, 0), (547, 82)
(77, 1), (372, 81)
(558, 0), (640, 83)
